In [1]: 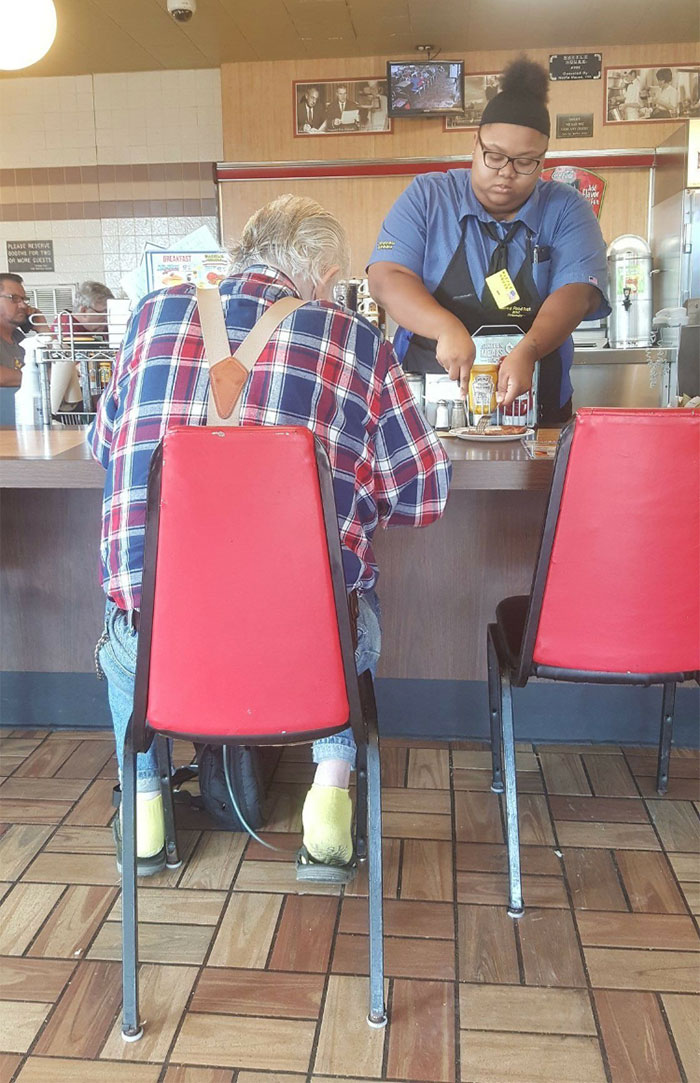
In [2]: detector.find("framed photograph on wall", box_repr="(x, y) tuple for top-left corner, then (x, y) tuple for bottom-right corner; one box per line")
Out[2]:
(604, 64), (699, 123)
(294, 78), (392, 136)
(444, 72), (500, 131)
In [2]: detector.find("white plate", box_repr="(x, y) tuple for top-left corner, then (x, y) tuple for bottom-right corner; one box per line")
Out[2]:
(448, 427), (535, 443)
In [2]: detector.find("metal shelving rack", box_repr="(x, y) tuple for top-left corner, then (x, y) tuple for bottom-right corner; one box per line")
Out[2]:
(35, 337), (117, 428)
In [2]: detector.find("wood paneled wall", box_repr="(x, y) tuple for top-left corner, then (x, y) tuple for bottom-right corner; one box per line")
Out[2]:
(220, 42), (695, 275)
(219, 171), (652, 277)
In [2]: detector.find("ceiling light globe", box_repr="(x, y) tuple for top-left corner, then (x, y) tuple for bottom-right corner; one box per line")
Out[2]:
(0, 0), (58, 71)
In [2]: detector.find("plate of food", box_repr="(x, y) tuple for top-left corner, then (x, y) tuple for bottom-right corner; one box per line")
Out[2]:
(449, 425), (534, 442)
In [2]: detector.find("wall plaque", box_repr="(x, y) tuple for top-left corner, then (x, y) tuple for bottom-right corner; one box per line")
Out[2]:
(555, 113), (594, 139)
(6, 240), (55, 273)
(549, 54), (602, 81)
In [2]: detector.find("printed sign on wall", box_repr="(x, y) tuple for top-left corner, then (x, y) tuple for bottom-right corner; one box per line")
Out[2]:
(6, 240), (55, 273)
(555, 114), (594, 139)
(550, 54), (602, 81)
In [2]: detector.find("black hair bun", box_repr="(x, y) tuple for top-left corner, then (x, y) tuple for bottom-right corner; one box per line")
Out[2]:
(500, 55), (549, 103)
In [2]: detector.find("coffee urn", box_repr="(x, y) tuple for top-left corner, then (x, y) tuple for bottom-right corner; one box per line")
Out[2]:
(606, 234), (654, 348)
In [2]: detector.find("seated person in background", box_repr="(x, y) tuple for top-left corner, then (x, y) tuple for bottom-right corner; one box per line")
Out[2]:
(50, 282), (114, 412)
(53, 280), (114, 343)
(0, 273), (50, 387)
(0, 274), (30, 387)
(88, 194), (451, 880)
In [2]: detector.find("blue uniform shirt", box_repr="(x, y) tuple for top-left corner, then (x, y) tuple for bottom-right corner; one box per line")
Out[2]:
(369, 170), (611, 405)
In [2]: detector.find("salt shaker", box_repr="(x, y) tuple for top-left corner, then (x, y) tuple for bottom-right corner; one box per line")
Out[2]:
(435, 400), (450, 431)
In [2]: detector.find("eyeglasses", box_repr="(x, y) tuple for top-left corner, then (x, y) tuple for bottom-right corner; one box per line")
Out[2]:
(0, 292), (30, 305)
(477, 133), (545, 176)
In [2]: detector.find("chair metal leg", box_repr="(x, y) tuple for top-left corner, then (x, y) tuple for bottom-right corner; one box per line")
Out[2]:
(366, 723), (387, 1028)
(121, 721), (143, 1041)
(656, 682), (676, 796)
(355, 741), (368, 861)
(487, 626), (504, 793)
(156, 736), (181, 868)
(500, 663), (524, 918)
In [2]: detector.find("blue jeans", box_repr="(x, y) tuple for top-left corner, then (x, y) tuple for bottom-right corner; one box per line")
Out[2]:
(96, 589), (381, 789)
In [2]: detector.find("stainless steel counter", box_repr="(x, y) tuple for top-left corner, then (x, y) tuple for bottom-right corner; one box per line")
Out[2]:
(570, 346), (676, 408)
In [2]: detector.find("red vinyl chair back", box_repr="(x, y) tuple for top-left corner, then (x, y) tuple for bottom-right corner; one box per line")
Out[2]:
(530, 409), (700, 677)
(133, 426), (353, 744)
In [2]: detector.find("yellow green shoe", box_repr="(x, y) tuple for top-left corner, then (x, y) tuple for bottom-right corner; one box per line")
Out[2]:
(112, 786), (166, 877)
(296, 784), (357, 883)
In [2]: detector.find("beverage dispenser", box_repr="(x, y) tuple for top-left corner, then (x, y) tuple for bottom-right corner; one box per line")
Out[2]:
(606, 234), (654, 348)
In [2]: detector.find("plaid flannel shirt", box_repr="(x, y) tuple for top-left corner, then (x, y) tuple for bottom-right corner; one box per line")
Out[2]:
(88, 265), (451, 610)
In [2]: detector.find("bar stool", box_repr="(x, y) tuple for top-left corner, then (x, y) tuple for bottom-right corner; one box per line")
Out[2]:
(119, 425), (387, 1039)
(486, 408), (700, 916)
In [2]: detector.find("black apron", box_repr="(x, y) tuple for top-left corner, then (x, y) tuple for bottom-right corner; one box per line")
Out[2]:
(403, 219), (572, 425)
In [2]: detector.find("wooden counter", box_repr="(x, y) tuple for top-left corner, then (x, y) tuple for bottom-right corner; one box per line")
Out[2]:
(2, 425), (696, 743)
(0, 424), (552, 725)
(0, 427), (554, 491)
(0, 429), (103, 489)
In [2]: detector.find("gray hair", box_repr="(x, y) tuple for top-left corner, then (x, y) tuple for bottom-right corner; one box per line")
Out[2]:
(229, 195), (351, 285)
(74, 280), (114, 309)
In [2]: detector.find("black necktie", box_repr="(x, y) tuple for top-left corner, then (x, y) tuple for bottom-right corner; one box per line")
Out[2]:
(481, 220), (522, 277)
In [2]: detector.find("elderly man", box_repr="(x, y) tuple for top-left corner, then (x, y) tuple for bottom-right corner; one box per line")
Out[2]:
(89, 194), (451, 880)
(53, 280), (114, 342)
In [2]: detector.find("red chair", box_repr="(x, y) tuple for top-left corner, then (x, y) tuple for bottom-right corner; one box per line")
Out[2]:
(487, 408), (700, 916)
(120, 426), (387, 1040)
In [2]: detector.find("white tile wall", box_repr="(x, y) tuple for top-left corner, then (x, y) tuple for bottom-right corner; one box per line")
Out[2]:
(0, 76), (97, 168)
(93, 69), (223, 165)
(0, 69), (223, 170)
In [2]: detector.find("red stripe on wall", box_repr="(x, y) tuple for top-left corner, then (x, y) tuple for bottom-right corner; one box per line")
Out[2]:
(216, 152), (655, 182)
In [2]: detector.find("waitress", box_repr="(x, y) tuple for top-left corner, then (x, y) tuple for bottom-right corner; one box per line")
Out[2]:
(368, 56), (610, 423)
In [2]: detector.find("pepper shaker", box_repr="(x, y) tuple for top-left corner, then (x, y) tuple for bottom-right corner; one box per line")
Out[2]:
(451, 399), (466, 429)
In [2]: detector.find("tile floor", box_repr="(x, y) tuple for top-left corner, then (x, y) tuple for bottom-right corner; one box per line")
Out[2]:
(0, 730), (698, 1083)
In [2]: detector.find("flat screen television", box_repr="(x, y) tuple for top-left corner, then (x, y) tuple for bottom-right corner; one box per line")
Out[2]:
(387, 61), (465, 117)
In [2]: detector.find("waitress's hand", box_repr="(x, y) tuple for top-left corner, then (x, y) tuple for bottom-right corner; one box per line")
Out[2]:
(496, 344), (537, 407)
(436, 320), (475, 393)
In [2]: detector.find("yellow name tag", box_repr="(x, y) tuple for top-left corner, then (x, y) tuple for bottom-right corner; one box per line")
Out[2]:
(485, 269), (520, 309)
